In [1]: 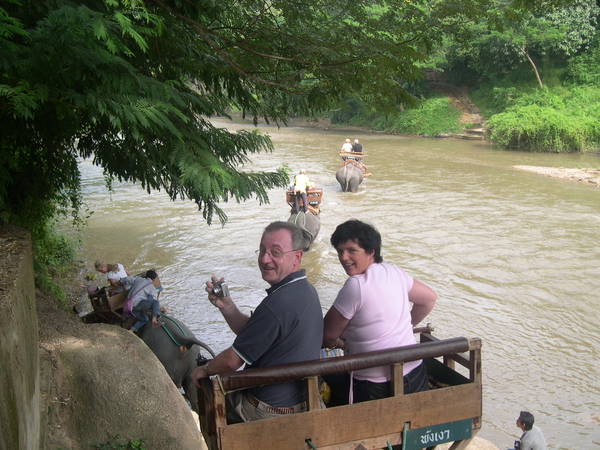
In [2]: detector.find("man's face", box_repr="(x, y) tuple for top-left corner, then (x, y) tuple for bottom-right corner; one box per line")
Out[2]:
(258, 229), (301, 285)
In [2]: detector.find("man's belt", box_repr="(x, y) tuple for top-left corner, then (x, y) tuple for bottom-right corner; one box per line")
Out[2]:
(246, 392), (306, 415)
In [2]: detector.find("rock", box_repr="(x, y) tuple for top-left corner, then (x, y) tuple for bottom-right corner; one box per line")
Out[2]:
(38, 295), (205, 450)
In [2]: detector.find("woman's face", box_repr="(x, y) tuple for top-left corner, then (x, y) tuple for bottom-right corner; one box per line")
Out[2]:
(335, 239), (375, 276)
(96, 265), (108, 274)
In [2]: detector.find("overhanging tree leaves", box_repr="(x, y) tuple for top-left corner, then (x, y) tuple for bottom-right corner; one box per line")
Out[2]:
(0, 0), (552, 231)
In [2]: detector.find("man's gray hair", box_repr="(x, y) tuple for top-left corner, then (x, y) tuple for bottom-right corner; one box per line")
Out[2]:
(263, 221), (304, 251)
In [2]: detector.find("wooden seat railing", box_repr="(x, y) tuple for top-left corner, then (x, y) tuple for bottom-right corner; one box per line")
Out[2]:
(339, 150), (364, 162)
(198, 334), (482, 450)
(286, 188), (323, 215)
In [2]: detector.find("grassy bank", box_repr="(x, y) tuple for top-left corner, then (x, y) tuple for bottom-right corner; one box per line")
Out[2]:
(329, 93), (463, 137)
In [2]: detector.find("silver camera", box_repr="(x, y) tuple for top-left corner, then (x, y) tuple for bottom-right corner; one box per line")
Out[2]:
(212, 281), (229, 297)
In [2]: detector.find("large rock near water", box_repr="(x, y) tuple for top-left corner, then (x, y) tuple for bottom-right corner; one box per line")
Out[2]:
(38, 296), (205, 450)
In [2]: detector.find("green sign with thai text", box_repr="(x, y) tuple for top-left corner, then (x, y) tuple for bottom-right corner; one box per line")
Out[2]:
(403, 418), (472, 450)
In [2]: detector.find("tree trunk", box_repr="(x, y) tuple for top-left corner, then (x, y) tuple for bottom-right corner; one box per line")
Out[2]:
(518, 46), (544, 89)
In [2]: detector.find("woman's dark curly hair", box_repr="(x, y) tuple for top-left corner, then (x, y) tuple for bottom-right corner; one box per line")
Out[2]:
(330, 219), (383, 263)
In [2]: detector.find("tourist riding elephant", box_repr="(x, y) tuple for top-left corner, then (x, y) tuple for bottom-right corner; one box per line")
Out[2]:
(137, 315), (215, 412)
(287, 211), (321, 251)
(336, 162), (365, 192)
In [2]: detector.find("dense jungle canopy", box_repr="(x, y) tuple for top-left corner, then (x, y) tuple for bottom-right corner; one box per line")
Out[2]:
(0, 0), (587, 242)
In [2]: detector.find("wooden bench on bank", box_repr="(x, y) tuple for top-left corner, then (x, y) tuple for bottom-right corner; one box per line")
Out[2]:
(198, 332), (482, 450)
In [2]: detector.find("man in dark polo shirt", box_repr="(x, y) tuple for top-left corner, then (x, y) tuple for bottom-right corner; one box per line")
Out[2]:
(190, 221), (323, 423)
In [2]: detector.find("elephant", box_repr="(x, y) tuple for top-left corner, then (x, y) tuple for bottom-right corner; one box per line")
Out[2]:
(137, 314), (215, 412)
(336, 161), (365, 192)
(287, 211), (321, 251)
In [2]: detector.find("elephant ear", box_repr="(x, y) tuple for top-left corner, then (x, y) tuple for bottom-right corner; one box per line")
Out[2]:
(287, 211), (317, 251)
(299, 228), (313, 252)
(294, 222), (314, 251)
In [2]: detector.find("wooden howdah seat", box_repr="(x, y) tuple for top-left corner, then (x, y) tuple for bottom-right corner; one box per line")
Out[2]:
(88, 289), (127, 323)
(339, 150), (364, 162)
(286, 188), (323, 215)
(197, 330), (482, 450)
(340, 158), (368, 173)
(87, 273), (162, 325)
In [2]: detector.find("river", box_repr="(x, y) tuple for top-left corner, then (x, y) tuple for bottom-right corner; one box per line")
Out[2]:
(69, 118), (600, 449)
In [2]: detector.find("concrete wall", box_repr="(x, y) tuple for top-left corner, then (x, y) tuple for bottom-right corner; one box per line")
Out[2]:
(0, 225), (40, 450)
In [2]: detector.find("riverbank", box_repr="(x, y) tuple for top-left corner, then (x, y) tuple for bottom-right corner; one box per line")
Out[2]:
(514, 165), (600, 188)
(236, 114), (600, 188)
(295, 122), (600, 188)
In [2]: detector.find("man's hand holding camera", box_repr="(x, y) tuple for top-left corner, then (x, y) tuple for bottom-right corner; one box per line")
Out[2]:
(205, 276), (249, 336)
(205, 276), (231, 310)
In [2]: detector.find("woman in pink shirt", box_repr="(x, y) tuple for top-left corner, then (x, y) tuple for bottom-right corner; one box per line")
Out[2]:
(322, 219), (437, 405)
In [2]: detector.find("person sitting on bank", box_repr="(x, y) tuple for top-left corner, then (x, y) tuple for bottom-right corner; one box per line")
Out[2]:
(514, 411), (546, 450)
(351, 139), (363, 153)
(293, 169), (313, 213)
(190, 221), (324, 424)
(120, 269), (164, 332)
(95, 260), (131, 294)
(341, 138), (353, 152)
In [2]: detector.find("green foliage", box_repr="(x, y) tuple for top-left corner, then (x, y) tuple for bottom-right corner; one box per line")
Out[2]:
(331, 94), (462, 136)
(330, 98), (370, 125)
(486, 103), (599, 152)
(565, 32), (600, 86)
(0, 0), (501, 235)
(371, 97), (462, 136)
(94, 435), (146, 450)
(32, 222), (78, 305)
(1, 0), (594, 239)
(429, 0), (599, 88)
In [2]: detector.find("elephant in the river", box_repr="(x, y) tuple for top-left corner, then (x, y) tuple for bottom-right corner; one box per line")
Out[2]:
(137, 314), (215, 412)
(336, 162), (365, 192)
(287, 211), (321, 251)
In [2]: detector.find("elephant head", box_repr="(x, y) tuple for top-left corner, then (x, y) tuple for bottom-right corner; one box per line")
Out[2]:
(287, 211), (321, 251)
(137, 315), (215, 412)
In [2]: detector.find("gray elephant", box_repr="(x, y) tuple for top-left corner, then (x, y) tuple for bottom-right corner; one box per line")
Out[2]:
(287, 211), (321, 251)
(137, 314), (215, 411)
(336, 162), (365, 192)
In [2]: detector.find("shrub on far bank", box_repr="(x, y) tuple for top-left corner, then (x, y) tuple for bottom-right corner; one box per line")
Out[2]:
(486, 104), (599, 152)
(379, 97), (462, 136)
(331, 95), (461, 137)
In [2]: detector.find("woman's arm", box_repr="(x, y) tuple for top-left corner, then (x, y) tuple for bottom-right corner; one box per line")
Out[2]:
(323, 306), (350, 349)
(408, 280), (437, 326)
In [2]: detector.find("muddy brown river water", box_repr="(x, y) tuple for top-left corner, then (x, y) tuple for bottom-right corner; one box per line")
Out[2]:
(70, 118), (600, 449)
